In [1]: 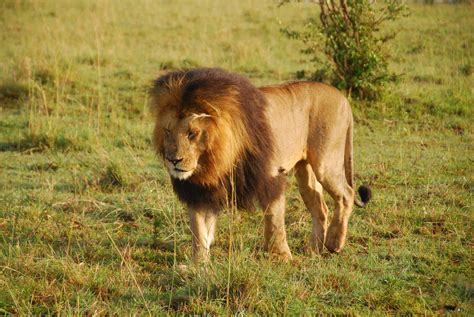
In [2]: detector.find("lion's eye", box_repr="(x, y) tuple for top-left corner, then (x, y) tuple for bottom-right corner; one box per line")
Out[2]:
(187, 131), (197, 140)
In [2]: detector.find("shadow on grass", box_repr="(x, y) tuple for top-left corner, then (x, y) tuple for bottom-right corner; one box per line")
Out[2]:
(0, 81), (28, 103)
(0, 132), (85, 153)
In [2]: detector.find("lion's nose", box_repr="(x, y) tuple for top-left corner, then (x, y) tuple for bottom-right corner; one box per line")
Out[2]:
(167, 157), (183, 166)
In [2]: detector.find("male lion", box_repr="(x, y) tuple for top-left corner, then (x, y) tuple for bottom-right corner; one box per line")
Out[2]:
(150, 68), (370, 262)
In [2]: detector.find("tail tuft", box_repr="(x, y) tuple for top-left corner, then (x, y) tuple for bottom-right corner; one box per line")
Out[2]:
(355, 185), (372, 208)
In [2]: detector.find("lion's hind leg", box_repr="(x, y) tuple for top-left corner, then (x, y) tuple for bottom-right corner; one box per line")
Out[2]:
(307, 150), (355, 253)
(319, 173), (355, 253)
(295, 160), (328, 254)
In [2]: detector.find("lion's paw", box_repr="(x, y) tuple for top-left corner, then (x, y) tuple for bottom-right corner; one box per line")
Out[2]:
(269, 244), (293, 262)
(325, 228), (346, 253)
(271, 251), (293, 262)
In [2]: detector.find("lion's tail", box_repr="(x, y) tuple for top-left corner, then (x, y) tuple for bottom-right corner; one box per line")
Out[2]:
(344, 112), (372, 208)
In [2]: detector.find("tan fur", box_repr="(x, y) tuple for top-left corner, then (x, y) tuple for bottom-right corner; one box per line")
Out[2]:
(261, 81), (357, 256)
(152, 70), (364, 262)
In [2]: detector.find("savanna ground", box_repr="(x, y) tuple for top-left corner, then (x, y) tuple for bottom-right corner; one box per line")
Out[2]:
(0, 1), (472, 315)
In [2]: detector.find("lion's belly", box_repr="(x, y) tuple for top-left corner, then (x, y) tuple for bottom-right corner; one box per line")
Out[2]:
(266, 102), (309, 175)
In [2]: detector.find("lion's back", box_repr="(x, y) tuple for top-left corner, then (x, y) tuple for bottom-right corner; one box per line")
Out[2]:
(260, 81), (352, 173)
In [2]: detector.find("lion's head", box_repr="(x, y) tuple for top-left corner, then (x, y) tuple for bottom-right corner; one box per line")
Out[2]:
(150, 68), (284, 209)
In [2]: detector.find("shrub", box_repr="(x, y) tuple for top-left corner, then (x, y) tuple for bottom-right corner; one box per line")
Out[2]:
(282, 0), (407, 100)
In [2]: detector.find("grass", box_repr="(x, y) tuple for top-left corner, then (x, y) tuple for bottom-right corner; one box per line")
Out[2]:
(0, 0), (473, 314)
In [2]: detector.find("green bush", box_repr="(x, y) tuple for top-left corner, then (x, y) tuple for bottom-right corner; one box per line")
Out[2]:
(282, 0), (407, 100)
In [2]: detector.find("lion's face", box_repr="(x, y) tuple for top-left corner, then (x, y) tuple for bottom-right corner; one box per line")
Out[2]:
(158, 111), (212, 180)
(151, 68), (254, 187)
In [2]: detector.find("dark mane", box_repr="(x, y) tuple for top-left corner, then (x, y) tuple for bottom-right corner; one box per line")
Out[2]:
(153, 68), (285, 211)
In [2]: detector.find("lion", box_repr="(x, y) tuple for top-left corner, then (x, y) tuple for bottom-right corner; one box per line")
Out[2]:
(150, 68), (371, 262)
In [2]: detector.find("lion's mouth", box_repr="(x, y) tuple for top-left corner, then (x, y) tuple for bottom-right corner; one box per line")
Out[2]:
(167, 165), (194, 180)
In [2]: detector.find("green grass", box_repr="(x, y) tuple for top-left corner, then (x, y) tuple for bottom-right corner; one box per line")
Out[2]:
(0, 0), (472, 315)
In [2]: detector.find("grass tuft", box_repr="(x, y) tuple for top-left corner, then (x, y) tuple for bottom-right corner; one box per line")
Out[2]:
(33, 69), (55, 85)
(459, 63), (472, 76)
(99, 161), (129, 190)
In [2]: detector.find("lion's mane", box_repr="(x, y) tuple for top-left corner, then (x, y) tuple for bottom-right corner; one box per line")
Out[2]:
(151, 68), (284, 210)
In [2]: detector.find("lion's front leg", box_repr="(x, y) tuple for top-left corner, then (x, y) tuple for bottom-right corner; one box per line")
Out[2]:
(263, 193), (292, 261)
(188, 207), (217, 263)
